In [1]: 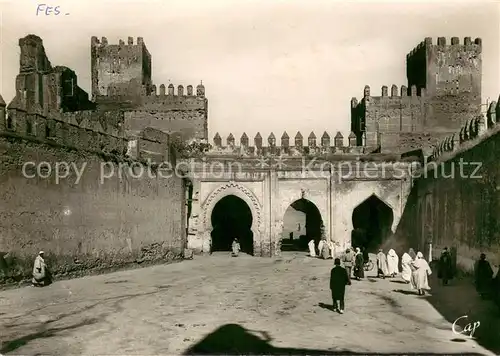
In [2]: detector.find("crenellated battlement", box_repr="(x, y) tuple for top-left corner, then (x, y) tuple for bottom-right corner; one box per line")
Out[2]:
(428, 95), (500, 162)
(352, 36), (482, 153)
(352, 84), (424, 104)
(91, 36), (145, 47)
(207, 130), (362, 156)
(149, 83), (205, 98)
(2, 103), (129, 155)
(406, 36), (482, 60)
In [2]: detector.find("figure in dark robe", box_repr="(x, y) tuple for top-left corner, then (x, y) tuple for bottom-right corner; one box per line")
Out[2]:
(330, 258), (349, 313)
(353, 247), (364, 280)
(475, 253), (493, 298)
(362, 248), (369, 267)
(437, 247), (453, 285)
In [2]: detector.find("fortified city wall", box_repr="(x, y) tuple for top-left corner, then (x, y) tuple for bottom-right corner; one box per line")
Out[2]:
(0, 35), (187, 285)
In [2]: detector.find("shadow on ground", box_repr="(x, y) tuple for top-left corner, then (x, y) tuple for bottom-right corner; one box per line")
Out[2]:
(182, 323), (484, 355)
(0, 286), (172, 354)
(0, 318), (99, 354)
(424, 264), (500, 355)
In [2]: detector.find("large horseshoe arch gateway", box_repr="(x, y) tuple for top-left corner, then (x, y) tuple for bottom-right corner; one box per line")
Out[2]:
(201, 182), (264, 256)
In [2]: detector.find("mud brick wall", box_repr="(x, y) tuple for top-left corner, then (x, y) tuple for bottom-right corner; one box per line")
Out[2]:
(0, 135), (186, 284)
(394, 128), (500, 274)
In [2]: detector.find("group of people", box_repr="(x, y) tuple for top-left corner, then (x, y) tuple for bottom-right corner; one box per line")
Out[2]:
(308, 238), (336, 260)
(329, 246), (437, 313)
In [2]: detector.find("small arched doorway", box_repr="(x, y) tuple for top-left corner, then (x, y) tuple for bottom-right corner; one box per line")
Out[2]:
(351, 195), (394, 253)
(211, 195), (254, 255)
(281, 198), (323, 251)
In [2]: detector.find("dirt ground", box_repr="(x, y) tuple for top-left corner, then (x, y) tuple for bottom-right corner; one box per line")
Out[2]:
(0, 252), (498, 355)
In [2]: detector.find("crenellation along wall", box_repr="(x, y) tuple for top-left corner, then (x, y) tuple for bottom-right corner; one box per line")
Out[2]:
(0, 132), (186, 285)
(5, 107), (128, 154)
(209, 130), (361, 156)
(394, 96), (500, 274)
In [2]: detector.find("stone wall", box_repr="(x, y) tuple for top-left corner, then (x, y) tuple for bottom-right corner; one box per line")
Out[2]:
(0, 134), (186, 285)
(394, 105), (500, 274)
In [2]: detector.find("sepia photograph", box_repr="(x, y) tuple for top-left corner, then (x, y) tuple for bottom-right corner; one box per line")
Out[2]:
(0, 0), (499, 354)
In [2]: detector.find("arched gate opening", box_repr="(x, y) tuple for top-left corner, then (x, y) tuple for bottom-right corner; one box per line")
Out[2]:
(351, 195), (394, 254)
(210, 195), (254, 255)
(281, 198), (323, 251)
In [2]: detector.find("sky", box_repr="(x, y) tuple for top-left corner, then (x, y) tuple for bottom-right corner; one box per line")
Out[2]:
(1, 0), (499, 143)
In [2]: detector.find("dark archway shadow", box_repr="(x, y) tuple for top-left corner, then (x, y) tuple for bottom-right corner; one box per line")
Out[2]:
(281, 198), (323, 252)
(182, 323), (484, 355)
(211, 195), (253, 255)
(351, 195), (394, 254)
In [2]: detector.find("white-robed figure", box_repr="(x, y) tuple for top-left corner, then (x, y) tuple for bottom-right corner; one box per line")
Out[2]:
(410, 251), (432, 295)
(400, 252), (413, 283)
(32, 251), (47, 287)
(327, 240), (335, 258)
(308, 239), (316, 257)
(317, 240), (324, 256)
(387, 249), (400, 277)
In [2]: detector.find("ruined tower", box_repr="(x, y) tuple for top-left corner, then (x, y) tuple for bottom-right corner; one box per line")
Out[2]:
(91, 36), (152, 101)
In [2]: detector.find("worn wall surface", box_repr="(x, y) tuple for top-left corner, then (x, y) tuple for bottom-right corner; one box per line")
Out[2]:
(395, 123), (500, 273)
(0, 135), (186, 284)
(124, 98), (208, 141)
(91, 36), (152, 99)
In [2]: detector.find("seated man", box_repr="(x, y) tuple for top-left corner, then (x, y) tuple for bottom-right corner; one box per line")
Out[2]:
(32, 251), (50, 287)
(231, 238), (241, 257)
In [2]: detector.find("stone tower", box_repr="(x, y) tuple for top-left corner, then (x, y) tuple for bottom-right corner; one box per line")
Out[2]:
(90, 36), (152, 101)
(406, 37), (482, 131)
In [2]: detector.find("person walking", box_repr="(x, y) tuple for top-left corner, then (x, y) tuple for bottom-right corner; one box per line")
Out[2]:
(438, 247), (453, 285)
(376, 249), (389, 279)
(475, 253), (493, 298)
(387, 249), (400, 277)
(341, 247), (355, 284)
(330, 258), (349, 314)
(401, 251), (413, 283)
(410, 252), (432, 295)
(353, 247), (365, 280)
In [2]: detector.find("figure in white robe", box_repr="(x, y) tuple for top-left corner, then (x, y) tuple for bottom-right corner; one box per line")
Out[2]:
(376, 249), (389, 278)
(387, 249), (400, 277)
(308, 239), (316, 257)
(318, 240), (324, 256)
(231, 239), (240, 257)
(320, 240), (331, 259)
(410, 251), (432, 295)
(327, 241), (335, 258)
(32, 251), (48, 286)
(401, 252), (412, 283)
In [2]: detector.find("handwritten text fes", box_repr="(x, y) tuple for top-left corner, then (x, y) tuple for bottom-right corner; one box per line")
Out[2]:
(36, 4), (69, 16)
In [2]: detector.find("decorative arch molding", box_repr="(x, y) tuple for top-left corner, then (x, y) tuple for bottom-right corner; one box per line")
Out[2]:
(201, 181), (264, 254)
